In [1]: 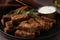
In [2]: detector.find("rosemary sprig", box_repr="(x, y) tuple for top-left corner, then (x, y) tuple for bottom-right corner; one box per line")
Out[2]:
(18, 11), (23, 14)
(8, 9), (39, 18)
(8, 10), (23, 14)
(28, 9), (40, 18)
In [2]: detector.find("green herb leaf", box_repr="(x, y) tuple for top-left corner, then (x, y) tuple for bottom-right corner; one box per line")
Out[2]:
(18, 11), (23, 14)
(8, 10), (23, 14)
(28, 9), (40, 18)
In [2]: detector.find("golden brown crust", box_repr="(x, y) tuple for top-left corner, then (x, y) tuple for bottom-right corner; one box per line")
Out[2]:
(15, 30), (35, 38)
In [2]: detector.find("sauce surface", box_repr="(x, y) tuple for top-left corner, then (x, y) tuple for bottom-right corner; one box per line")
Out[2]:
(38, 6), (56, 14)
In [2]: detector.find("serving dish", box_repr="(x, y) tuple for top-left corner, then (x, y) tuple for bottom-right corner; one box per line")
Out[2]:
(0, 12), (60, 40)
(0, 0), (60, 40)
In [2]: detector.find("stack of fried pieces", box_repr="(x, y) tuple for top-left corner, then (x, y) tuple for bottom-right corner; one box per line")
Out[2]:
(1, 6), (56, 38)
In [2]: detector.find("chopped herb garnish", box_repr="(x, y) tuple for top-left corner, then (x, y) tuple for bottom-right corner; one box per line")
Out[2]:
(28, 9), (40, 18)
(8, 10), (23, 14)
(18, 11), (23, 14)
(8, 9), (40, 18)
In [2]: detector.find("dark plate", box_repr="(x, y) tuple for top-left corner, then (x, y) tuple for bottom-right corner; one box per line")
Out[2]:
(0, 7), (60, 40)
(0, 12), (60, 40)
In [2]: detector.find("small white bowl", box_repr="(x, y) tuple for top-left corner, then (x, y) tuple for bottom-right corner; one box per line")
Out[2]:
(38, 6), (57, 14)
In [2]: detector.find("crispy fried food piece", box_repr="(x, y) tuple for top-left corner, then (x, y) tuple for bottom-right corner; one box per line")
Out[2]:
(4, 27), (16, 35)
(1, 14), (19, 25)
(4, 21), (13, 33)
(40, 13), (56, 19)
(1, 15), (11, 25)
(5, 21), (13, 28)
(4, 27), (9, 33)
(1, 13), (28, 25)
(18, 18), (40, 32)
(4, 21), (17, 34)
(35, 16), (56, 30)
(15, 30), (35, 38)
(28, 18), (40, 30)
(11, 13), (28, 20)
(1, 6), (28, 25)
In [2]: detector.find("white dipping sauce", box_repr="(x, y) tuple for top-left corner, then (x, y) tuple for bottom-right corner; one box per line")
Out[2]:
(38, 6), (56, 14)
